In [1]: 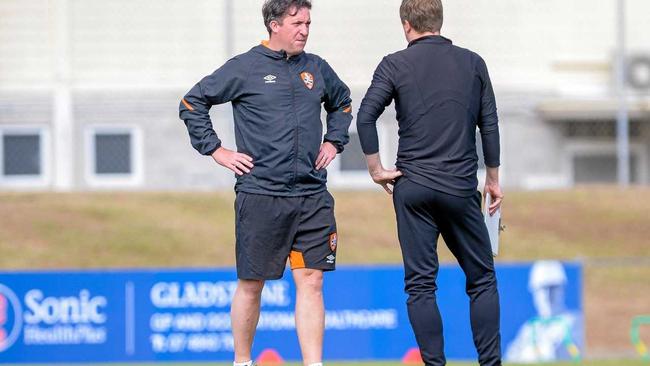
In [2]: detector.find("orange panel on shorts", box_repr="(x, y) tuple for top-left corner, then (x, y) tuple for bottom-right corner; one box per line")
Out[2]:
(289, 250), (306, 269)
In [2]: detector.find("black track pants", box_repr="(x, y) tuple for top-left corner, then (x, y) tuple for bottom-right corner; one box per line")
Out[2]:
(392, 178), (502, 366)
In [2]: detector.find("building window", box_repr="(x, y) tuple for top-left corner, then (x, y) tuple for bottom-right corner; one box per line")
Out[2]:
(0, 127), (49, 187)
(85, 126), (142, 187)
(95, 133), (132, 174)
(339, 132), (367, 172)
(566, 142), (647, 186)
(4, 134), (40, 176)
(573, 154), (639, 184)
(329, 125), (388, 189)
(560, 120), (641, 138)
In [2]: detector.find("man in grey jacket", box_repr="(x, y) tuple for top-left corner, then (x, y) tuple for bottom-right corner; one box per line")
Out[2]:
(179, 1), (352, 366)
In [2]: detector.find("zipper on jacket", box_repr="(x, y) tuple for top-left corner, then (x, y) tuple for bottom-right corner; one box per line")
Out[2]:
(286, 57), (299, 192)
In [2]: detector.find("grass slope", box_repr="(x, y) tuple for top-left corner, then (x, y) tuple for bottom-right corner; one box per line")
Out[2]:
(1, 187), (649, 355)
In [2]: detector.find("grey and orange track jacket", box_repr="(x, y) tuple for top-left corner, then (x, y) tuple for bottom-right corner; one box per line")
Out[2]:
(179, 44), (352, 196)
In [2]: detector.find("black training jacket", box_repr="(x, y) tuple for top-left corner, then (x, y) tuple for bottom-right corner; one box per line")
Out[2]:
(357, 35), (500, 197)
(180, 44), (352, 196)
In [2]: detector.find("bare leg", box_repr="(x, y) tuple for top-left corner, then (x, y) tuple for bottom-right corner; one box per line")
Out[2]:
(231, 279), (265, 363)
(293, 268), (325, 366)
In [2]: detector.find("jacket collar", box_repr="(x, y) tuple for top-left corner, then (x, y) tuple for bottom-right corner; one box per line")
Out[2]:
(407, 35), (453, 48)
(253, 40), (304, 61)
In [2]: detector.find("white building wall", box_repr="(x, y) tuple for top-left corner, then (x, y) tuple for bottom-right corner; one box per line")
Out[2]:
(0, 0), (54, 87)
(1, 0), (650, 190)
(68, 0), (228, 88)
(4, 0), (649, 92)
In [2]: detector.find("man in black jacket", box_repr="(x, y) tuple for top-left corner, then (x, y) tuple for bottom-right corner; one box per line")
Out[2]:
(357, 0), (503, 365)
(179, 1), (352, 365)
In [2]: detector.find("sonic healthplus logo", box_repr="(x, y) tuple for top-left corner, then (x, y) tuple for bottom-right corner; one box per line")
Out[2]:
(0, 283), (23, 352)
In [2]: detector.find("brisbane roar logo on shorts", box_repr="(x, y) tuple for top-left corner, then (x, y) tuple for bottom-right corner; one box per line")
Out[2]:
(0, 284), (22, 353)
(300, 72), (314, 90)
(329, 232), (337, 251)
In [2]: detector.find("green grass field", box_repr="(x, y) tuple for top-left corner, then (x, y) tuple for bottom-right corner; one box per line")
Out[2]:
(1, 187), (649, 360)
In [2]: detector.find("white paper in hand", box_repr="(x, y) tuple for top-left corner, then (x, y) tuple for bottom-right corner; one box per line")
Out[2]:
(483, 193), (501, 256)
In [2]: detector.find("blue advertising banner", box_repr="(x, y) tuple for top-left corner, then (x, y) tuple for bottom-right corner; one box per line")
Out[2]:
(0, 262), (582, 363)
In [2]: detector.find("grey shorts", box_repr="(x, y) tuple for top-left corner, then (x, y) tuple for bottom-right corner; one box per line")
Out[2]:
(234, 190), (338, 280)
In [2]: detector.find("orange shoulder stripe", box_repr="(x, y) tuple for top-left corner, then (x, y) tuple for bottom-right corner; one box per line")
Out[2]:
(182, 98), (195, 111)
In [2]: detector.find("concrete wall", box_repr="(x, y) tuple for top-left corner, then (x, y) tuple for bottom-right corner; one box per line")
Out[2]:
(1, 0), (650, 190)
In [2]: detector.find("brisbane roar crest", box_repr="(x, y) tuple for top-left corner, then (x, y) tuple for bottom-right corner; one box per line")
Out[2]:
(329, 233), (337, 251)
(300, 72), (314, 90)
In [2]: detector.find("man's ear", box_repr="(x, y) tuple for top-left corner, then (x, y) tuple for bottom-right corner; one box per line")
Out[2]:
(402, 19), (412, 34)
(269, 19), (281, 34)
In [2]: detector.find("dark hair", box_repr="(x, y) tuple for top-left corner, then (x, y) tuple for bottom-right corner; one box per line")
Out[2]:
(400, 0), (443, 33)
(262, 0), (312, 35)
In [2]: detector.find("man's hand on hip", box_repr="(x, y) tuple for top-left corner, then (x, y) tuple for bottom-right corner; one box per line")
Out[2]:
(364, 153), (402, 194)
(315, 142), (337, 170)
(370, 167), (403, 195)
(211, 147), (254, 176)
